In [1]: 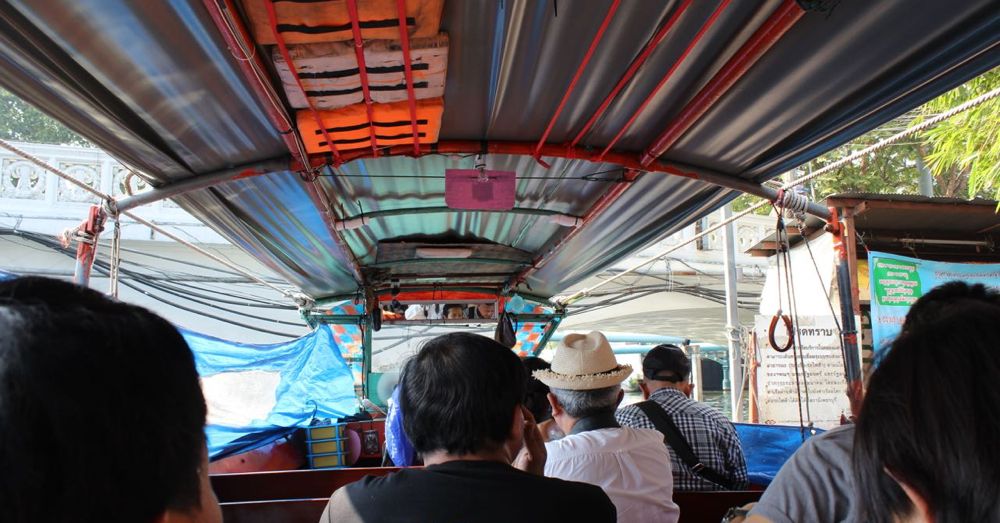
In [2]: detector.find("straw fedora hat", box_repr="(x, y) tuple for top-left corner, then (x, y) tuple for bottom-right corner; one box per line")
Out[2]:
(534, 331), (632, 390)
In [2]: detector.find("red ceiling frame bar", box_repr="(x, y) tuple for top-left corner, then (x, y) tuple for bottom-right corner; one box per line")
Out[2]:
(346, 0), (380, 157)
(568, 0), (694, 149)
(263, 0), (344, 165)
(507, 168), (642, 289)
(312, 139), (793, 206)
(596, 0), (731, 162)
(639, 0), (805, 166)
(202, 0), (310, 169)
(531, 0), (622, 166)
(207, 0), (365, 284)
(322, 140), (692, 177)
(396, 0), (421, 156)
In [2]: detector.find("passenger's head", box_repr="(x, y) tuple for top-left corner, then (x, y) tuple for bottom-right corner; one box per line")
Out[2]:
(400, 332), (528, 458)
(476, 302), (496, 319)
(522, 356), (553, 422)
(0, 277), (220, 523)
(534, 332), (629, 431)
(443, 303), (466, 319)
(641, 344), (693, 396)
(854, 281), (1000, 523)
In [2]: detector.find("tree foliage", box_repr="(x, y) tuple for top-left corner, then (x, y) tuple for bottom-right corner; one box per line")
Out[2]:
(918, 69), (1000, 201)
(0, 88), (91, 147)
(734, 68), (999, 214)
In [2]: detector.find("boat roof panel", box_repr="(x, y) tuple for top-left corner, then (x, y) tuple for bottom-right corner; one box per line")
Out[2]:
(0, 0), (996, 299)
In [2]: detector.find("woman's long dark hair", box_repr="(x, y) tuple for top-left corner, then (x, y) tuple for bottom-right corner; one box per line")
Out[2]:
(854, 282), (1000, 522)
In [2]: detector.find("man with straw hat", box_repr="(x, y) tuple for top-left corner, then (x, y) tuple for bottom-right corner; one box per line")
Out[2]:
(535, 331), (679, 523)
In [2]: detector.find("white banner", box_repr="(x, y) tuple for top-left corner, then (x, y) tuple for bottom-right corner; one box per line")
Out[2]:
(753, 315), (855, 429)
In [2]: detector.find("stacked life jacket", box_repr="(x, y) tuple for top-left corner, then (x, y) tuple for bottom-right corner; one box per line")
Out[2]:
(242, 0), (448, 154)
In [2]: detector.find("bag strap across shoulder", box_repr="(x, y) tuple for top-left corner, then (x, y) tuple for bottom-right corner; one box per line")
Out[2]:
(635, 400), (735, 490)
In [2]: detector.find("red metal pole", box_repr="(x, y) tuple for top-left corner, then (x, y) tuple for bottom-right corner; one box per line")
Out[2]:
(396, 0), (421, 156)
(596, 0), (730, 161)
(569, 0), (694, 149)
(72, 205), (107, 287)
(205, 0), (364, 283)
(826, 208), (865, 417)
(639, 0), (805, 166)
(346, 0), (379, 157)
(263, 0), (344, 164)
(325, 140), (690, 177)
(532, 0), (622, 165)
(201, 0), (311, 168)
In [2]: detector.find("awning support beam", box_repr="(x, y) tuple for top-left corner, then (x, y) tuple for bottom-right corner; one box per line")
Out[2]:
(639, 0), (805, 166)
(532, 0), (622, 165)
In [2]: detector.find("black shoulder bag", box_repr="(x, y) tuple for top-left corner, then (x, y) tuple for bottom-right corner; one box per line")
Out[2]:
(635, 400), (736, 490)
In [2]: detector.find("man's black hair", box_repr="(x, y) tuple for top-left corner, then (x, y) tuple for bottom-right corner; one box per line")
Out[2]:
(0, 277), (208, 522)
(854, 281), (1000, 522)
(400, 332), (527, 455)
(642, 344), (691, 382)
(522, 356), (553, 422)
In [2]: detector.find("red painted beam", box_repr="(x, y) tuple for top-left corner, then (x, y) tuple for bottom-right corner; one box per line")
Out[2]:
(569, 0), (694, 149)
(207, 0), (364, 283)
(346, 0), (379, 157)
(639, 0), (805, 166)
(263, 0), (344, 164)
(321, 140), (693, 179)
(532, 0), (622, 164)
(72, 205), (107, 287)
(202, 0), (310, 167)
(396, 0), (421, 156)
(597, 0), (730, 161)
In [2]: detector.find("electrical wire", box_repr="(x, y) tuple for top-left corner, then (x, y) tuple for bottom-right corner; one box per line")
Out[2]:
(2, 229), (304, 337)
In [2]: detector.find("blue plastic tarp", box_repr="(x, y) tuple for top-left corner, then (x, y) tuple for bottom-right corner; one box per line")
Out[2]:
(185, 325), (358, 459)
(734, 423), (819, 485)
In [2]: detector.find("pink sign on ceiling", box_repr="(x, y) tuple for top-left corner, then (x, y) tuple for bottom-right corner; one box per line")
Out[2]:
(444, 169), (516, 210)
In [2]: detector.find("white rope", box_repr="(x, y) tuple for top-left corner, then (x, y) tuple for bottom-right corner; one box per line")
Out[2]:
(108, 216), (121, 298)
(0, 138), (298, 300)
(556, 84), (1000, 305)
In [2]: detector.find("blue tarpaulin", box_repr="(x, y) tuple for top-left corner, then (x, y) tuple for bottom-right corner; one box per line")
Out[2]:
(734, 423), (819, 485)
(185, 325), (358, 459)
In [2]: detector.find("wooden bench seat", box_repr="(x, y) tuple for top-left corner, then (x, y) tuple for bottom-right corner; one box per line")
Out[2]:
(212, 468), (762, 522)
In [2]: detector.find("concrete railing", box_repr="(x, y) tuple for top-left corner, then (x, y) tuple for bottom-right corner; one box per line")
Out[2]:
(0, 141), (224, 242)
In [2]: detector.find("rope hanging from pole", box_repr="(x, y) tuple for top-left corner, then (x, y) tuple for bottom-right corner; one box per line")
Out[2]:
(769, 201), (813, 434)
(108, 216), (122, 299)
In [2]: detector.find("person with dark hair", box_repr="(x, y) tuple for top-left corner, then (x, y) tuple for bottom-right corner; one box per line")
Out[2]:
(443, 303), (466, 319)
(616, 344), (747, 491)
(522, 356), (564, 441)
(319, 332), (616, 522)
(740, 281), (1000, 523)
(853, 281), (1000, 522)
(537, 332), (679, 522)
(0, 276), (221, 523)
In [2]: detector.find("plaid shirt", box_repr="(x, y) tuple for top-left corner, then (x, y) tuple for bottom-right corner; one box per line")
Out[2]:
(616, 388), (748, 491)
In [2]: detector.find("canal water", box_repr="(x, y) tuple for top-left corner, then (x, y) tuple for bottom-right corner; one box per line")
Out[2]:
(623, 390), (748, 422)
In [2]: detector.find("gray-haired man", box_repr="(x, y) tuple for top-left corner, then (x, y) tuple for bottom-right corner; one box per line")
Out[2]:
(536, 331), (679, 523)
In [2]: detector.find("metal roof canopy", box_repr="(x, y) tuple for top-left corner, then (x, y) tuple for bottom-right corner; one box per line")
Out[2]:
(0, 0), (996, 300)
(747, 194), (1000, 262)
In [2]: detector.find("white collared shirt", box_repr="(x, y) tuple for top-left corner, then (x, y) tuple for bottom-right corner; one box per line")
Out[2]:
(544, 427), (679, 523)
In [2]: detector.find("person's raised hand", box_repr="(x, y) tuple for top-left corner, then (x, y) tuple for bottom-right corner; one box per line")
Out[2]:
(512, 406), (546, 475)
